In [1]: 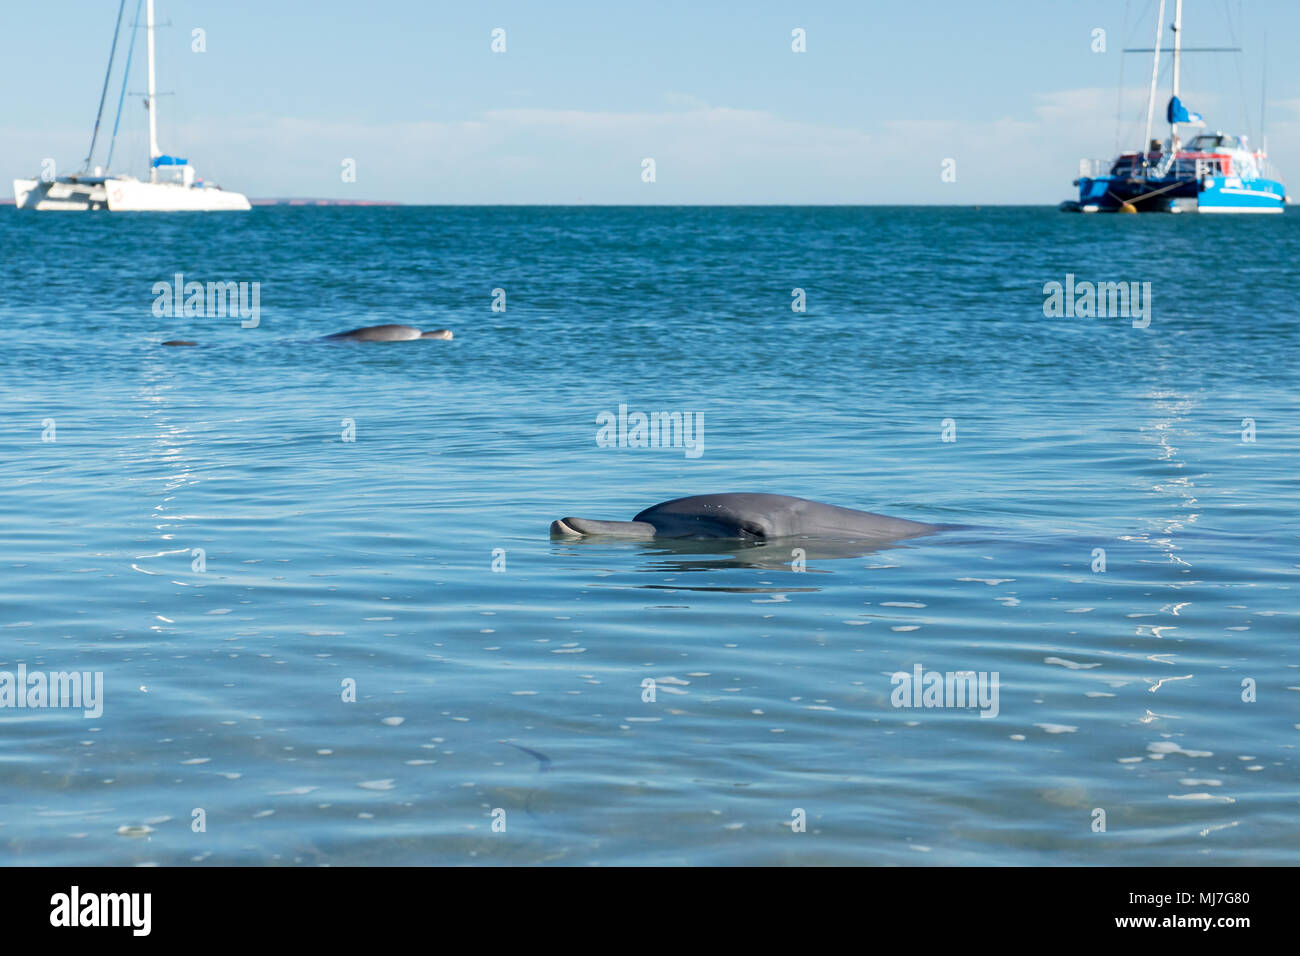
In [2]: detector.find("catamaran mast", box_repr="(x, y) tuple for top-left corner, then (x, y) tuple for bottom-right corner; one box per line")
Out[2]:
(83, 0), (128, 173)
(1142, 0), (1167, 168)
(1170, 0), (1183, 149)
(146, 0), (159, 182)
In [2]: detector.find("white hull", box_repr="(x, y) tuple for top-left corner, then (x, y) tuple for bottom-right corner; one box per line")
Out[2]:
(13, 178), (108, 210)
(13, 176), (250, 212)
(106, 179), (251, 211)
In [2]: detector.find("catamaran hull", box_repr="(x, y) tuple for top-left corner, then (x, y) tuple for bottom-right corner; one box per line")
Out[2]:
(1196, 176), (1286, 213)
(13, 177), (250, 212)
(106, 180), (251, 211)
(13, 178), (108, 210)
(1064, 174), (1288, 213)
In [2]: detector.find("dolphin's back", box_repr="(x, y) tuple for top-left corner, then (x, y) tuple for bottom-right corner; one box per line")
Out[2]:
(324, 324), (424, 342)
(634, 493), (939, 540)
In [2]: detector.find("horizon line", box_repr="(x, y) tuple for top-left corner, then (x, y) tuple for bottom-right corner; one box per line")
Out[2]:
(0, 199), (1070, 208)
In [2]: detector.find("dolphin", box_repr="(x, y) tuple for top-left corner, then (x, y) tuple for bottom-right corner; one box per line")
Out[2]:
(322, 324), (453, 342)
(159, 324), (453, 347)
(550, 493), (944, 543)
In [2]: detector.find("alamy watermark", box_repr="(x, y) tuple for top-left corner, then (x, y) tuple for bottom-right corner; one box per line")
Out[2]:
(1043, 273), (1151, 328)
(596, 403), (704, 458)
(152, 272), (260, 328)
(0, 665), (103, 718)
(50, 886), (150, 936)
(890, 663), (999, 718)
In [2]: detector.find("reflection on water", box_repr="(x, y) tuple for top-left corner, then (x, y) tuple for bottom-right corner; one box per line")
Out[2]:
(551, 531), (937, 583)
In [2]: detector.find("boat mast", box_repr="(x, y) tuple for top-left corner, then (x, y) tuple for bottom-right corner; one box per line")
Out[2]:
(1142, 0), (1167, 169)
(83, 0), (128, 173)
(146, 0), (159, 182)
(1260, 36), (1268, 161)
(1170, 0), (1183, 150)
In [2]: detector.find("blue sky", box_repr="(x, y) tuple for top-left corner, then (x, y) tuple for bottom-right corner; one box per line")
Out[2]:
(3, 0), (1298, 202)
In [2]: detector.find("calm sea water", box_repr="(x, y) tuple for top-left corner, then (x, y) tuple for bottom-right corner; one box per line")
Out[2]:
(0, 206), (1296, 866)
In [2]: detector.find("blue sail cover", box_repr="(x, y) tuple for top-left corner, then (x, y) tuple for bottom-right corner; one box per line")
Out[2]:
(1166, 96), (1204, 126)
(151, 155), (189, 167)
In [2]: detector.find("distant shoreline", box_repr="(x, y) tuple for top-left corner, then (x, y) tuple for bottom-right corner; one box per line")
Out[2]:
(249, 198), (402, 206)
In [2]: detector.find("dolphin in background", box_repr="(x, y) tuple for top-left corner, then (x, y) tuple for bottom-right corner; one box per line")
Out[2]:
(322, 324), (453, 342)
(161, 324), (454, 346)
(550, 493), (945, 543)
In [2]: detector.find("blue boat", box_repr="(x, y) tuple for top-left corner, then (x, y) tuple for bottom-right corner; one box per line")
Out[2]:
(1062, 0), (1289, 215)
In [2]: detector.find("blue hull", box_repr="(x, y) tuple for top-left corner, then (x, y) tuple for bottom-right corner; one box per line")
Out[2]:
(1065, 173), (1287, 214)
(1197, 176), (1286, 213)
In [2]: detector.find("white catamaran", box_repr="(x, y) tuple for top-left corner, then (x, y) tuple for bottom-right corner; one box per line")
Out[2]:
(13, 0), (249, 212)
